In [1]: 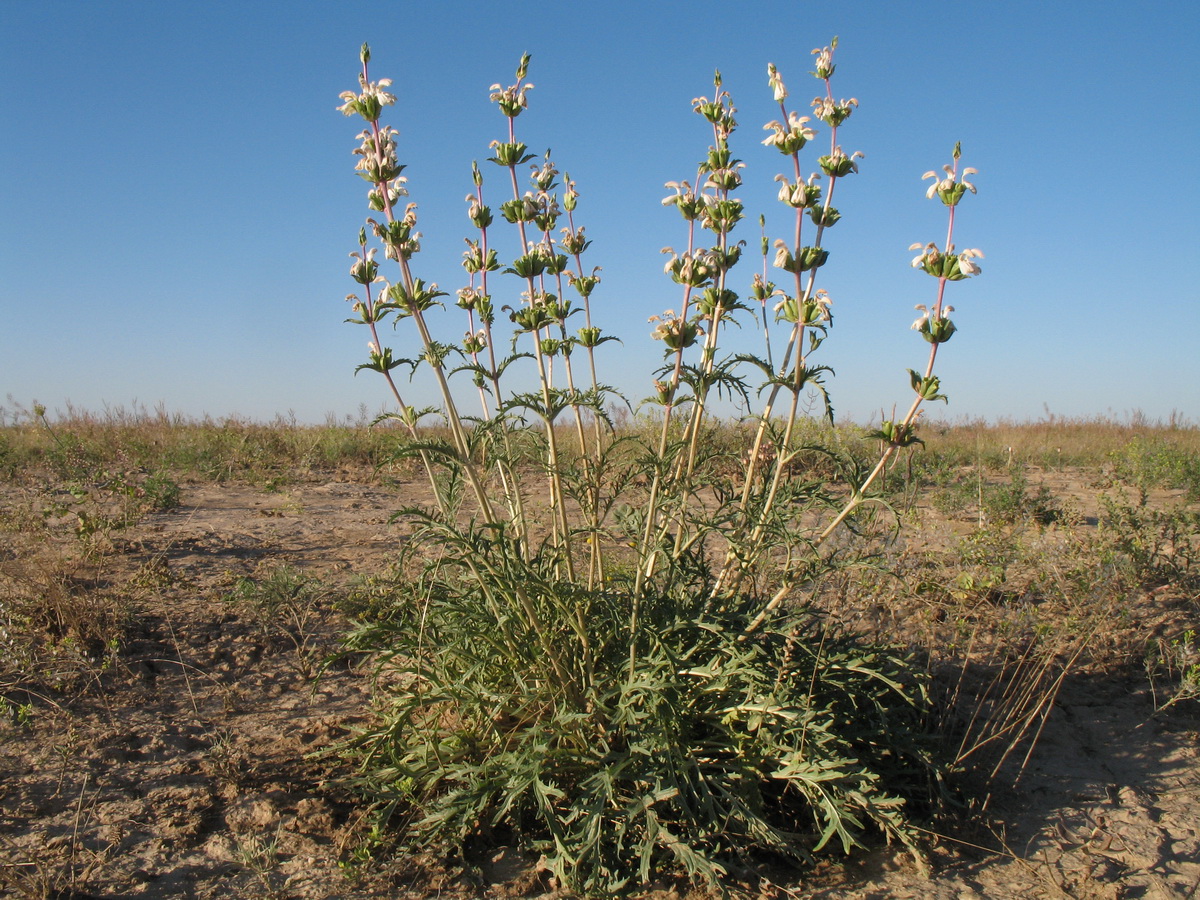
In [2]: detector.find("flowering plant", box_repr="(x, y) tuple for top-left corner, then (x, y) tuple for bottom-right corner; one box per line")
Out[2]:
(338, 39), (981, 891)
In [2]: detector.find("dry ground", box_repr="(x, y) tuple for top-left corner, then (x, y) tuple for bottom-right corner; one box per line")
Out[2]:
(2, 468), (1198, 899)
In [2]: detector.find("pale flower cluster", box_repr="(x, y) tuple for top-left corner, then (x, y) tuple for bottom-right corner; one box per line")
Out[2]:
(810, 96), (858, 123)
(352, 126), (398, 178)
(336, 75), (396, 116)
(661, 247), (719, 285)
(825, 146), (864, 173)
(774, 172), (821, 207)
(811, 45), (835, 79)
(774, 288), (833, 323)
(923, 164), (977, 199)
(909, 242), (984, 277)
(489, 81), (534, 111)
(661, 181), (701, 217)
(648, 310), (704, 345)
(911, 304), (954, 331)
(761, 112), (816, 149)
(530, 158), (558, 191)
(462, 329), (488, 354)
(465, 193), (484, 222)
(348, 247), (381, 283)
(456, 286), (482, 309)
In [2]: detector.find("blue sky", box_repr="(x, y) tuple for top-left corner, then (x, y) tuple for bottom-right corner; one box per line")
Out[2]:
(3, 0), (1198, 425)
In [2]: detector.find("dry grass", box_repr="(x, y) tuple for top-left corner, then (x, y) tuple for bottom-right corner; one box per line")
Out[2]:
(2, 405), (1198, 896)
(5, 402), (1198, 484)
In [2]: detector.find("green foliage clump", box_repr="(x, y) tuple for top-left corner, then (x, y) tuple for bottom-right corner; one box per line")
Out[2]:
(981, 469), (1061, 526)
(1099, 492), (1200, 589)
(1111, 436), (1200, 502)
(344, 533), (938, 893)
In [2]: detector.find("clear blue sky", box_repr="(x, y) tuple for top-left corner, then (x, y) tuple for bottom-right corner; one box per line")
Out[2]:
(3, 0), (1198, 425)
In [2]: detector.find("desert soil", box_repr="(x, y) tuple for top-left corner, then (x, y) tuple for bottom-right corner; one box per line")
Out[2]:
(2, 472), (1198, 899)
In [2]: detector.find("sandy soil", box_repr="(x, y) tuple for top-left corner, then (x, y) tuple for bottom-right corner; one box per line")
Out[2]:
(2, 473), (1198, 899)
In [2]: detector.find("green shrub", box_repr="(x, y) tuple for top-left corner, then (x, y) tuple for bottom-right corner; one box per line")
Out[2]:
(1100, 492), (1200, 588)
(1111, 436), (1200, 502)
(981, 469), (1061, 526)
(142, 470), (181, 511)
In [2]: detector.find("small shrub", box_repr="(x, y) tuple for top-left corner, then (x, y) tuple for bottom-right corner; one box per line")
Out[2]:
(335, 40), (980, 890)
(0, 558), (129, 694)
(142, 470), (181, 511)
(981, 469), (1061, 526)
(1111, 436), (1200, 502)
(1099, 492), (1200, 588)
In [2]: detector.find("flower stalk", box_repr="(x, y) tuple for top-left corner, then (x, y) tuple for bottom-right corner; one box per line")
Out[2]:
(339, 40), (983, 687)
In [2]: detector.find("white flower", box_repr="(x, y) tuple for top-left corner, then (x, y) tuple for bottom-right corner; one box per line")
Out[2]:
(774, 175), (802, 206)
(337, 76), (396, 116)
(457, 286), (480, 306)
(811, 46), (835, 78)
(812, 289), (833, 318)
(811, 96), (858, 124)
(648, 310), (703, 346)
(912, 304), (954, 330)
(922, 167), (948, 199)
(910, 242), (938, 268)
(825, 146), (864, 175)
(489, 82), (534, 110)
(957, 247), (984, 276)
(349, 248), (382, 282)
(662, 180), (690, 206)
(772, 239), (792, 270)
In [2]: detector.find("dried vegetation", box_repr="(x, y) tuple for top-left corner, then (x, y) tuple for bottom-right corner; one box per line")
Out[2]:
(1, 407), (1198, 898)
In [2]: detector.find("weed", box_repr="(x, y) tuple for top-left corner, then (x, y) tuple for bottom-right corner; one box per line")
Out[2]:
(981, 469), (1062, 526)
(336, 822), (392, 882)
(345, 563), (939, 892)
(0, 555), (130, 694)
(1099, 491), (1200, 588)
(331, 39), (983, 891)
(0, 694), (34, 728)
(1111, 435), (1200, 502)
(225, 566), (326, 676)
(141, 469), (181, 510)
(1145, 628), (1200, 713)
(234, 827), (287, 899)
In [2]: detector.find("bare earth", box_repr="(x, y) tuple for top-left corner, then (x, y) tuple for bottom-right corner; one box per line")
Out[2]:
(2, 473), (1198, 899)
